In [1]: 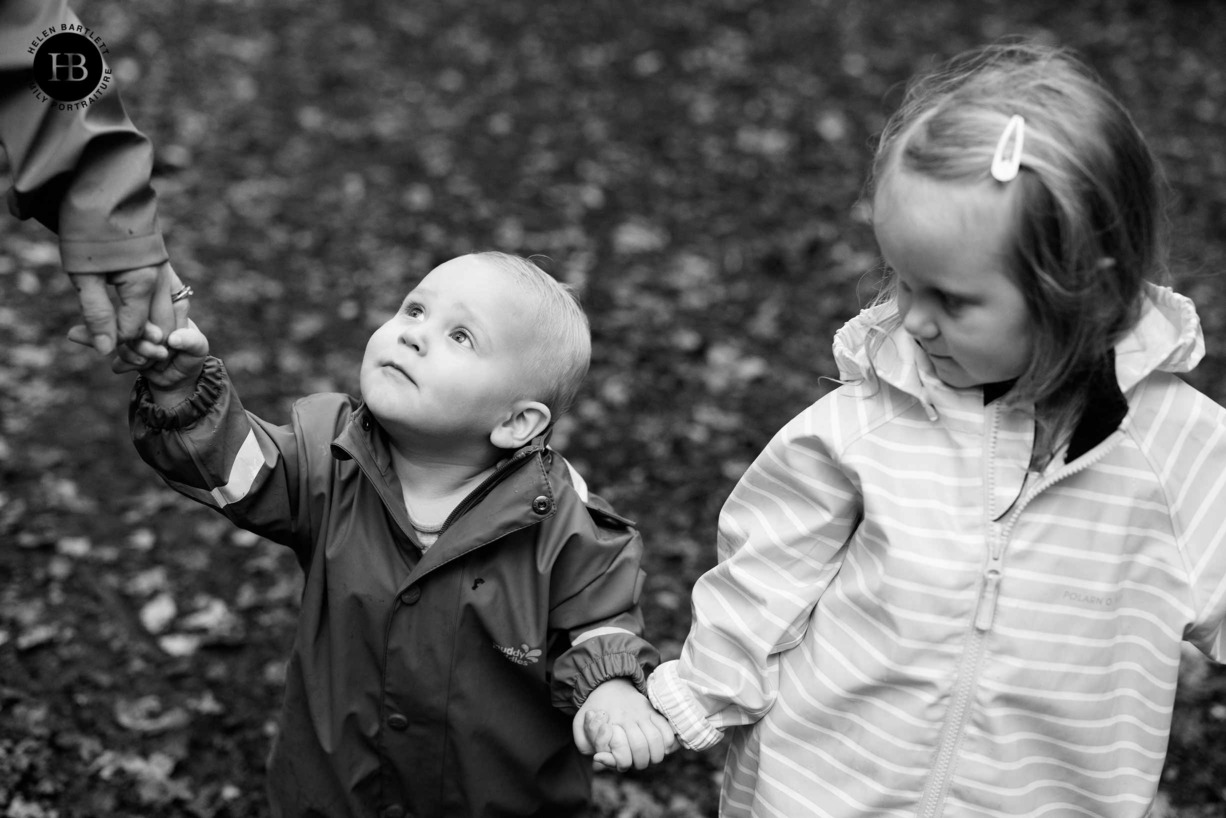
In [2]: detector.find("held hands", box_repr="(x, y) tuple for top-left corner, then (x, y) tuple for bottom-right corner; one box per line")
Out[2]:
(67, 260), (206, 401)
(117, 320), (210, 404)
(572, 678), (678, 772)
(67, 261), (188, 356)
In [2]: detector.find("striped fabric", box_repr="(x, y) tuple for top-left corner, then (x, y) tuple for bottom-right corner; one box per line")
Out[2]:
(648, 285), (1226, 817)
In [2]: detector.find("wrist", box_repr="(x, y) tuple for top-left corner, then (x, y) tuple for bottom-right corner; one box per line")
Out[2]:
(132, 356), (224, 432)
(148, 381), (199, 407)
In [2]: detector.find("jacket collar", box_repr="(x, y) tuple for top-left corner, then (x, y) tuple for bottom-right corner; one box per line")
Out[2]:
(833, 283), (1205, 419)
(329, 409), (558, 574)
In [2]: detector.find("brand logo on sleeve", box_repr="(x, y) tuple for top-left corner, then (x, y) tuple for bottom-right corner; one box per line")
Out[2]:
(28, 26), (112, 109)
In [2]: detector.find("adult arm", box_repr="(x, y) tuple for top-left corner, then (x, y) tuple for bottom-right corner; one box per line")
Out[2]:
(0, 0), (166, 272)
(1, 0), (177, 352)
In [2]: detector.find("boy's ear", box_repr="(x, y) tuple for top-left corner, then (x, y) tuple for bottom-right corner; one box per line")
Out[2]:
(490, 400), (551, 450)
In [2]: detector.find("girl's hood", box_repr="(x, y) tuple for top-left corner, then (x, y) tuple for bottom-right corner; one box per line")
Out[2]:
(831, 283), (1205, 408)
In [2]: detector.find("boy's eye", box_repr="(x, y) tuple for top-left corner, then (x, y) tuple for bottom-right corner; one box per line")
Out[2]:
(404, 303), (424, 318)
(450, 329), (473, 347)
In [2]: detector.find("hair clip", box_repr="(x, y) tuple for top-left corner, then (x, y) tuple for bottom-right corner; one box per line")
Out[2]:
(990, 115), (1025, 182)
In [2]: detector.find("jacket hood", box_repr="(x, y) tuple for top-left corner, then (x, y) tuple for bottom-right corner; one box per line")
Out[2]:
(831, 283), (1205, 412)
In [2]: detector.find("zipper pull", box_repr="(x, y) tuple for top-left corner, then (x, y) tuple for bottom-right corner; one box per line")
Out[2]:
(974, 569), (1002, 631)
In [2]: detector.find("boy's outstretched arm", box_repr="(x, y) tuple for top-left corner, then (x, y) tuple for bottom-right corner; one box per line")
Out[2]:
(573, 677), (678, 772)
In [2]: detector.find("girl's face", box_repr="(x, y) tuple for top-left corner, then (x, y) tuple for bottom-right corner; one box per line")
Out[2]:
(873, 169), (1034, 389)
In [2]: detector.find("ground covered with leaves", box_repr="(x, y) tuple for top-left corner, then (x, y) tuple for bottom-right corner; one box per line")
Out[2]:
(2, 0), (1226, 815)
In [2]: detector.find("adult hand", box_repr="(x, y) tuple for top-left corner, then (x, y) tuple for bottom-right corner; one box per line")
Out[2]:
(67, 261), (188, 354)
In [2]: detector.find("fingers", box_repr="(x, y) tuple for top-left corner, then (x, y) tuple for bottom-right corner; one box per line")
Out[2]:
(591, 752), (616, 773)
(614, 716), (678, 771)
(578, 709), (627, 772)
(110, 323), (169, 372)
(651, 711), (680, 755)
(599, 725), (634, 772)
(68, 273), (117, 355)
(579, 709), (613, 755)
(108, 264), (161, 343)
(148, 262), (190, 336)
(66, 323), (94, 348)
(68, 262), (192, 357)
(624, 721), (668, 769)
(170, 267), (191, 331)
(166, 320), (209, 357)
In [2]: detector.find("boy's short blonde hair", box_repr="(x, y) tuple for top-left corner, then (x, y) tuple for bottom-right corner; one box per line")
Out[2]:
(473, 251), (591, 419)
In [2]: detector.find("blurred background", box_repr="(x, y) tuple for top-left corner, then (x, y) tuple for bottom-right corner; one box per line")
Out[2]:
(2, 0), (1224, 815)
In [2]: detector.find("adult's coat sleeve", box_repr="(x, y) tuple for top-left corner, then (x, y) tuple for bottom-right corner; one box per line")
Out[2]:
(0, 0), (167, 273)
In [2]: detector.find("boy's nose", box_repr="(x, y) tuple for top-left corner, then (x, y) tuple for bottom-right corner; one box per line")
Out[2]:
(399, 324), (427, 353)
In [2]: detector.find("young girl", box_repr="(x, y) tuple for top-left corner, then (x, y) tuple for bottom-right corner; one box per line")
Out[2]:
(646, 42), (1226, 817)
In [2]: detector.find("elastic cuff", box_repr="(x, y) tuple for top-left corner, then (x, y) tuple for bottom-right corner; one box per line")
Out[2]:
(570, 652), (648, 708)
(646, 662), (724, 751)
(133, 357), (225, 431)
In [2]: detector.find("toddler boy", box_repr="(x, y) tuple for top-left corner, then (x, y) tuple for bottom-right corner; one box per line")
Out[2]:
(127, 252), (674, 817)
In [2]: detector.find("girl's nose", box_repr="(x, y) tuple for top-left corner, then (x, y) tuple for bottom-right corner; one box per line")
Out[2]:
(901, 301), (938, 341)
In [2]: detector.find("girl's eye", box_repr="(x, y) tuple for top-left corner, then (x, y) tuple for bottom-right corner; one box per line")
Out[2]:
(450, 329), (473, 347)
(942, 293), (968, 313)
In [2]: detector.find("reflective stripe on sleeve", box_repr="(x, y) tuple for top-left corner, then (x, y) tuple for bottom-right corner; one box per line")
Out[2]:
(162, 429), (272, 508)
(572, 626), (635, 646)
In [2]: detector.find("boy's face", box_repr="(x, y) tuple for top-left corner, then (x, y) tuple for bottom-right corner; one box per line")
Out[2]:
(360, 256), (540, 446)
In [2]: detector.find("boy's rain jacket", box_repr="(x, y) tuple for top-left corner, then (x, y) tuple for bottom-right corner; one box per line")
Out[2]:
(649, 285), (1226, 817)
(131, 359), (658, 818)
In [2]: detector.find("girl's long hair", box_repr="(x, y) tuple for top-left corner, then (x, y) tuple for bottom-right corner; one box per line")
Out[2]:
(864, 41), (1167, 464)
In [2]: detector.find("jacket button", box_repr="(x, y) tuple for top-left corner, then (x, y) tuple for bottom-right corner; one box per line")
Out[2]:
(387, 713), (409, 731)
(380, 806), (405, 818)
(400, 586), (421, 605)
(531, 495), (551, 514)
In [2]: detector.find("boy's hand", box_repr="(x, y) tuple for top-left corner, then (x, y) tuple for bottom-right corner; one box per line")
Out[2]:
(134, 321), (209, 400)
(75, 320), (209, 405)
(573, 678), (678, 772)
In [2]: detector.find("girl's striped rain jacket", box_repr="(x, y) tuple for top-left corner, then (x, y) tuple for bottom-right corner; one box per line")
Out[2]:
(648, 285), (1226, 817)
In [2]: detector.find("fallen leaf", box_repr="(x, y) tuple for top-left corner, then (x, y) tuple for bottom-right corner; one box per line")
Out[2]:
(114, 696), (191, 734)
(16, 624), (59, 652)
(139, 593), (177, 634)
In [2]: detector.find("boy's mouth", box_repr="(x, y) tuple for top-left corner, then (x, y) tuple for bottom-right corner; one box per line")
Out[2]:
(383, 362), (415, 383)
